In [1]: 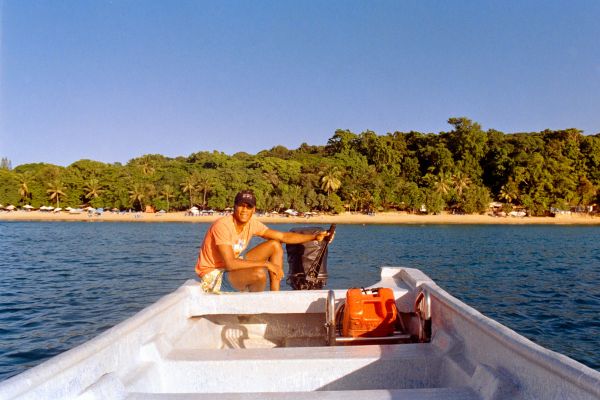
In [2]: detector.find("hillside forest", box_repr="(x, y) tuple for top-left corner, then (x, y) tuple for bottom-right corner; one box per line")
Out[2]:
(1, 118), (599, 216)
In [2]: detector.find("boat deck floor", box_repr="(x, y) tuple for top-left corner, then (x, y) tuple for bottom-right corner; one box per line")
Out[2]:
(118, 340), (481, 399)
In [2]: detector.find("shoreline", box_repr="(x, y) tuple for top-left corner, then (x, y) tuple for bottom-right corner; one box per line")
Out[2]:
(1, 210), (600, 225)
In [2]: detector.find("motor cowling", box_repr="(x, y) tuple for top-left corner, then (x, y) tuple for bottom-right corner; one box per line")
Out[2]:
(285, 226), (329, 290)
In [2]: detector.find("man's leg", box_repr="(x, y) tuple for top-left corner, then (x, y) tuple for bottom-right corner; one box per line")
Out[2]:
(227, 267), (268, 292)
(226, 240), (284, 292)
(245, 239), (284, 291)
(246, 239), (284, 291)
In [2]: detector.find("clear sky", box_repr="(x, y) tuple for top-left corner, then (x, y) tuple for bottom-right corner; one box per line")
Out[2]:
(1, 1), (599, 168)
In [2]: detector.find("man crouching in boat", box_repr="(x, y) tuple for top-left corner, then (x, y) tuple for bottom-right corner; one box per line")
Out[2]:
(195, 190), (332, 292)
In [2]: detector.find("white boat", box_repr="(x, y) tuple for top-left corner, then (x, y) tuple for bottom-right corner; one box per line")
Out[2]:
(1, 267), (599, 399)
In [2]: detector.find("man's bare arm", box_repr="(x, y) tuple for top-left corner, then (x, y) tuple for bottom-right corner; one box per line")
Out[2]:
(260, 229), (331, 244)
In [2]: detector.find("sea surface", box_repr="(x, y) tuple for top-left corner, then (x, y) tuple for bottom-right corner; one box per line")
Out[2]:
(1, 221), (599, 381)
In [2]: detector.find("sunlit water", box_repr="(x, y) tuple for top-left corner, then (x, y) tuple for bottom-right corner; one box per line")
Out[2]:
(1, 221), (599, 381)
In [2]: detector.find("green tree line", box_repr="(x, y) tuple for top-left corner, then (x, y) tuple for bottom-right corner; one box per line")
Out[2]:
(1, 118), (599, 216)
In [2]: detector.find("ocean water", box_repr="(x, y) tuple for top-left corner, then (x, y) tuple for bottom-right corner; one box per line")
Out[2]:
(0, 221), (599, 381)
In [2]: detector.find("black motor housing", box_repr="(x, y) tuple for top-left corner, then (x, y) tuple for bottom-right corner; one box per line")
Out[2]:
(286, 226), (328, 290)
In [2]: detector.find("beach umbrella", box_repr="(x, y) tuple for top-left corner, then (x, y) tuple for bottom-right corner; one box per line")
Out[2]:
(6, 205), (16, 211)
(190, 206), (199, 211)
(54, 207), (62, 212)
(23, 205), (34, 210)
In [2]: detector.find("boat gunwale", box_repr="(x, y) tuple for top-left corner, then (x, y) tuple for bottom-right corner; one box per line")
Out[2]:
(0, 281), (192, 397)
(382, 267), (600, 396)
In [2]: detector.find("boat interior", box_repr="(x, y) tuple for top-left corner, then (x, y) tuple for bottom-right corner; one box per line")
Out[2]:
(100, 283), (478, 400)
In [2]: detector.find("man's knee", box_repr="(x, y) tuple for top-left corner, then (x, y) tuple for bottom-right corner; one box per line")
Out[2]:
(249, 267), (268, 281)
(265, 239), (283, 254)
(245, 239), (283, 264)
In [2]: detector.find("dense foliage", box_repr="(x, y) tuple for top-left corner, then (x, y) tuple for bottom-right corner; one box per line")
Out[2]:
(1, 118), (599, 215)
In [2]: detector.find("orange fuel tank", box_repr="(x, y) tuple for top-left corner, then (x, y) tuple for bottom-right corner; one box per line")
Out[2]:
(341, 287), (398, 337)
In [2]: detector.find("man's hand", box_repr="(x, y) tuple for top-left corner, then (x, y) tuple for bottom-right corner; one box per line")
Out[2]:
(265, 260), (284, 280)
(315, 230), (335, 243)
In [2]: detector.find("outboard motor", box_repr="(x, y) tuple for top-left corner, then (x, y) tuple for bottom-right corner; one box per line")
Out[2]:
(286, 225), (335, 290)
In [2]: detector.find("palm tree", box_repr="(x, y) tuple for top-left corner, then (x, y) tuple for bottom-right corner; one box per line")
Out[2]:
(160, 184), (175, 212)
(46, 180), (66, 208)
(349, 189), (360, 212)
(452, 171), (472, 197)
(138, 156), (156, 176)
(144, 183), (157, 207)
(84, 178), (103, 202)
(430, 171), (452, 196)
(180, 176), (197, 209)
(196, 172), (214, 207)
(361, 189), (374, 212)
(499, 178), (519, 204)
(19, 179), (31, 205)
(320, 167), (342, 196)
(129, 183), (145, 211)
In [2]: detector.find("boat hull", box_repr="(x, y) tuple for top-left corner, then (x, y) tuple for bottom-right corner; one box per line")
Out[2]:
(0, 267), (599, 399)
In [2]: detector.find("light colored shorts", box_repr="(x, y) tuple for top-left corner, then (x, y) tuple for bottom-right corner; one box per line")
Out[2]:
(200, 269), (224, 294)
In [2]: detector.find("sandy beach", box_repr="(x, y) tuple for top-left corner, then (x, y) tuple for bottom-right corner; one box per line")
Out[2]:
(1, 210), (599, 225)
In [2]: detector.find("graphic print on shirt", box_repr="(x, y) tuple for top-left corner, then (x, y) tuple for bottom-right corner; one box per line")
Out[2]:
(232, 238), (246, 258)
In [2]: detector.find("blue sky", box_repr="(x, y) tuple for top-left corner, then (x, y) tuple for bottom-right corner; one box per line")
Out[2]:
(1, 1), (599, 167)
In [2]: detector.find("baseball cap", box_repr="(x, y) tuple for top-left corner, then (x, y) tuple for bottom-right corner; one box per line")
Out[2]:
(234, 190), (256, 208)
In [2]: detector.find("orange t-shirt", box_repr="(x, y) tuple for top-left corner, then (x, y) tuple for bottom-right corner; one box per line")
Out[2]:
(195, 215), (268, 277)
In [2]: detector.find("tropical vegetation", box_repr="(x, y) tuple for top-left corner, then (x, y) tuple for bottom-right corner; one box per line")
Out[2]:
(1, 118), (599, 216)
